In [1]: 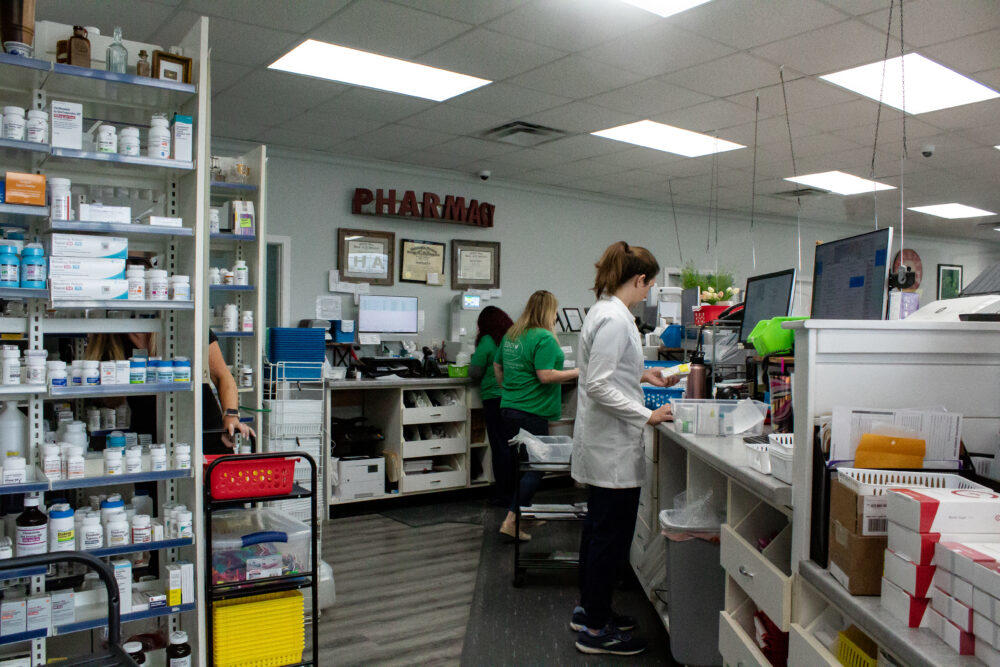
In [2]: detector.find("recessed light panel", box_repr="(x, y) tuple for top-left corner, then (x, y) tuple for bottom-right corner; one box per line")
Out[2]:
(908, 203), (996, 219)
(591, 120), (744, 157)
(620, 0), (713, 17)
(268, 39), (491, 102)
(820, 53), (999, 114)
(784, 171), (895, 196)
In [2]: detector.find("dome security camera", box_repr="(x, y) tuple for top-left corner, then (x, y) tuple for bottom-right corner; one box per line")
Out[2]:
(478, 170), (491, 181)
(921, 144), (935, 157)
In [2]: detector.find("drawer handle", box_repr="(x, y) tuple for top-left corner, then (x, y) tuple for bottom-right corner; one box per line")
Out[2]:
(738, 566), (755, 579)
(430, 446), (441, 450)
(430, 480), (440, 484)
(430, 413), (442, 417)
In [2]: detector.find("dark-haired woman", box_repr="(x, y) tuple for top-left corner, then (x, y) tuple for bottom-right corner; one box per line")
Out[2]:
(571, 241), (679, 656)
(468, 306), (514, 507)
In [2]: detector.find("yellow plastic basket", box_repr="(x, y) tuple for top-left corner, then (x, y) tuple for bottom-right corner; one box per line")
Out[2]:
(837, 627), (877, 667)
(212, 590), (305, 667)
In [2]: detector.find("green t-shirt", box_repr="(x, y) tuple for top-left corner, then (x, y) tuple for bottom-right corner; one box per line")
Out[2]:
(470, 335), (501, 401)
(497, 328), (564, 421)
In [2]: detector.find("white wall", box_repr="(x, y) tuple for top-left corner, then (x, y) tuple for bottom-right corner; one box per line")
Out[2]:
(254, 146), (1000, 339)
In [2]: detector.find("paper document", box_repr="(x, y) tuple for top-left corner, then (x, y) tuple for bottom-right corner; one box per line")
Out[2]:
(831, 406), (962, 465)
(315, 296), (342, 320)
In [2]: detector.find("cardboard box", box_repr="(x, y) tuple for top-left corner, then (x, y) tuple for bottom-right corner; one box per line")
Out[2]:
(49, 233), (127, 259)
(888, 487), (1000, 534)
(974, 587), (1000, 623)
(831, 478), (890, 536)
(951, 594), (975, 632)
(178, 560), (195, 604)
(881, 576), (930, 628)
(0, 657), (31, 667)
(931, 585), (951, 617)
(949, 542), (1000, 583)
(50, 101), (82, 149)
(929, 606), (976, 655)
(25, 595), (49, 633)
(130, 592), (149, 613)
(110, 559), (132, 615)
(0, 598), (26, 636)
(980, 638), (1000, 667)
(144, 215), (182, 228)
(974, 561), (1000, 602)
(934, 568), (954, 595)
(954, 573), (975, 608)
(50, 589), (73, 627)
(50, 278), (128, 300)
(889, 520), (1000, 565)
(975, 609), (1000, 648)
(49, 258), (126, 280)
(3, 172), (45, 206)
(166, 564), (182, 607)
(829, 518), (886, 595)
(78, 203), (131, 224)
(145, 592), (166, 609)
(884, 548), (936, 598)
(171, 114), (192, 162)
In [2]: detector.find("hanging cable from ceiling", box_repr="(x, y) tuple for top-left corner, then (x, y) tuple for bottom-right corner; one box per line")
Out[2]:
(749, 92), (760, 273)
(898, 0), (908, 256)
(778, 66), (802, 276)
(871, 0), (897, 230)
(668, 179), (684, 264)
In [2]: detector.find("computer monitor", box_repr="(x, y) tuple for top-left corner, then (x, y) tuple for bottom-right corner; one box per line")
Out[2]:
(739, 269), (796, 344)
(810, 228), (893, 320)
(357, 295), (419, 334)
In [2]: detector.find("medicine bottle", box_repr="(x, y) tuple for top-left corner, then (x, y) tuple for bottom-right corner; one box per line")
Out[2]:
(103, 448), (123, 475)
(96, 124), (117, 153)
(100, 361), (115, 385)
(150, 446), (167, 471)
(234, 260), (249, 286)
(2, 456), (26, 484)
(25, 110), (47, 144)
(169, 275), (190, 300)
(129, 357), (146, 384)
(148, 113), (170, 159)
(82, 513), (103, 549)
(174, 443), (191, 470)
(115, 401), (130, 429)
(126, 266), (145, 299)
(146, 357), (161, 383)
(83, 360), (100, 385)
(49, 178), (72, 221)
(131, 514), (151, 543)
(125, 448), (142, 474)
(66, 447), (85, 479)
(208, 267), (221, 285)
(16, 494), (47, 556)
(105, 511), (130, 546)
(42, 444), (61, 479)
(68, 26), (91, 68)
(47, 360), (67, 387)
(100, 407), (115, 430)
(242, 310), (254, 332)
(136, 50), (151, 78)
(167, 630), (192, 667)
(2, 349), (20, 386)
(2, 106), (25, 141)
(20, 244), (46, 289)
(48, 503), (75, 552)
(146, 269), (168, 300)
(223, 303), (238, 332)
(172, 357), (191, 382)
(176, 510), (193, 538)
(157, 359), (174, 383)
(100, 494), (124, 523)
(239, 364), (253, 388)
(0, 245), (20, 287)
(125, 641), (146, 664)
(70, 359), (83, 385)
(116, 359), (130, 385)
(119, 127), (140, 156)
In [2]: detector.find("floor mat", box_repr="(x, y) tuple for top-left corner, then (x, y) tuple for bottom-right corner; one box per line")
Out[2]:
(380, 500), (488, 527)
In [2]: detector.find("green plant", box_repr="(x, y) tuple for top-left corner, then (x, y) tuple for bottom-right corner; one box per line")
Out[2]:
(680, 263), (735, 292)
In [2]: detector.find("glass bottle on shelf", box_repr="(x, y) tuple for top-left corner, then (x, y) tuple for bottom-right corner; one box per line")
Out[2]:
(136, 49), (151, 77)
(106, 26), (127, 74)
(68, 25), (90, 68)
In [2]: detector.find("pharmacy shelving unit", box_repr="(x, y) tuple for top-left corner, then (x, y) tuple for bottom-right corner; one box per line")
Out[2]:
(207, 147), (266, 441)
(0, 16), (210, 664)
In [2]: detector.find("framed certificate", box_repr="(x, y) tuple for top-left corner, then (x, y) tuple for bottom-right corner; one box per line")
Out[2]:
(338, 228), (394, 285)
(400, 239), (446, 284)
(563, 308), (583, 332)
(452, 239), (500, 290)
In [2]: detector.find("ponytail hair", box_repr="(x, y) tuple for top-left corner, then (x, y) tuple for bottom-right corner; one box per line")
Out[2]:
(593, 241), (660, 299)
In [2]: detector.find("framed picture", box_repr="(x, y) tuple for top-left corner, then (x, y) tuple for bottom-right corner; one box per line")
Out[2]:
(937, 264), (963, 300)
(555, 311), (566, 333)
(338, 228), (395, 286)
(563, 307), (583, 332)
(152, 50), (192, 84)
(451, 240), (500, 290)
(400, 239), (445, 284)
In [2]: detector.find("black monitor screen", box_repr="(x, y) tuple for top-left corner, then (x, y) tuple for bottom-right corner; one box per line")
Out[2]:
(810, 228), (893, 320)
(739, 269), (796, 343)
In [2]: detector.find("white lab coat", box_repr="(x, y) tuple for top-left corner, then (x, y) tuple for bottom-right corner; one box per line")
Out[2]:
(571, 296), (653, 489)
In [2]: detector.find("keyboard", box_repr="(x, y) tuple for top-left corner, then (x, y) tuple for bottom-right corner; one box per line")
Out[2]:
(742, 435), (768, 445)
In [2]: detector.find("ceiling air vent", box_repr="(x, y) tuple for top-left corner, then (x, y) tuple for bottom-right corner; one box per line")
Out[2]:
(772, 187), (827, 198)
(481, 121), (569, 147)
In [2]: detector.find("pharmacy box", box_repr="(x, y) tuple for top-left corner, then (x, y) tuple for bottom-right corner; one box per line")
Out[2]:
(78, 203), (131, 224)
(50, 278), (128, 300)
(211, 508), (311, 584)
(928, 606), (975, 655)
(889, 520), (999, 565)
(881, 576), (930, 628)
(884, 548), (936, 598)
(668, 398), (768, 436)
(888, 487), (1000, 534)
(49, 258), (126, 280)
(48, 233), (127, 259)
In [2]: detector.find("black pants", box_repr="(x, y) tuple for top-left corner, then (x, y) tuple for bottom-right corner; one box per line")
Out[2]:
(500, 408), (548, 512)
(483, 398), (510, 505)
(578, 484), (641, 630)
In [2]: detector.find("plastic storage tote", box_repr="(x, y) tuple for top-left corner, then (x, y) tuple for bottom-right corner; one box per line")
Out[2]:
(669, 398), (768, 436)
(659, 509), (724, 665)
(211, 508), (311, 584)
(643, 386), (685, 409)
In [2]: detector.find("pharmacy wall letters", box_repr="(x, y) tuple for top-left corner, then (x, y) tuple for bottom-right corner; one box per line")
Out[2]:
(352, 188), (495, 228)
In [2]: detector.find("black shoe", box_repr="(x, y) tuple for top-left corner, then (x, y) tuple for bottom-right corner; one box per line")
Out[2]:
(569, 606), (637, 632)
(575, 626), (647, 656)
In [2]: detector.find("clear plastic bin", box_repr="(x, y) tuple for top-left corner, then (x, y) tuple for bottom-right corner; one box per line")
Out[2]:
(669, 398), (768, 436)
(211, 508), (311, 584)
(517, 434), (574, 463)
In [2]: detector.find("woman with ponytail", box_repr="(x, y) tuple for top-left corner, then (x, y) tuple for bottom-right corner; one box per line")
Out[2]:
(494, 290), (579, 540)
(570, 241), (679, 656)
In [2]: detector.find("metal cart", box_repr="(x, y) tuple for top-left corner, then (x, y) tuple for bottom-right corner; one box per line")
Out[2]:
(511, 446), (587, 587)
(0, 552), (139, 666)
(204, 452), (320, 666)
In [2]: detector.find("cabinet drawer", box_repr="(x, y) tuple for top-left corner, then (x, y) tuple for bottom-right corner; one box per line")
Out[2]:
(720, 524), (792, 631)
(789, 623), (838, 667)
(402, 403), (467, 425)
(402, 436), (466, 458)
(719, 611), (769, 667)
(400, 467), (466, 493)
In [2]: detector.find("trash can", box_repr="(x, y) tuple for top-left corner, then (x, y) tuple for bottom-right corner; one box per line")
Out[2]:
(659, 508), (725, 666)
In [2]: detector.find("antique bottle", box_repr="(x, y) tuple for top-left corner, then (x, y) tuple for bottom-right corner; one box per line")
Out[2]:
(136, 49), (150, 77)
(105, 26), (127, 74)
(67, 25), (90, 68)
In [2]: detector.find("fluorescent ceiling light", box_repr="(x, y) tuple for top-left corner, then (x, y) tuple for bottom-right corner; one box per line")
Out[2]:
(591, 120), (744, 157)
(820, 53), (999, 114)
(619, 0), (712, 17)
(268, 39), (490, 102)
(784, 171), (894, 196)
(995, 145), (1000, 150)
(908, 203), (996, 219)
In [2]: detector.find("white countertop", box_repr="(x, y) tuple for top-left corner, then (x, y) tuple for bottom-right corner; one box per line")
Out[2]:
(328, 376), (471, 390)
(799, 561), (982, 667)
(655, 425), (793, 509)
(784, 319), (1000, 332)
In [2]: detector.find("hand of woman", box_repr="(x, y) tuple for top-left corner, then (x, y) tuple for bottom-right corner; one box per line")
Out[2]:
(646, 403), (672, 425)
(221, 415), (256, 449)
(641, 368), (681, 388)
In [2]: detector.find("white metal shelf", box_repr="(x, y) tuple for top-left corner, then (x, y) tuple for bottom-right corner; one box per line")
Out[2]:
(46, 147), (194, 171)
(210, 232), (257, 242)
(47, 220), (194, 237)
(0, 287), (48, 299)
(210, 284), (255, 291)
(210, 181), (258, 192)
(0, 202), (49, 227)
(49, 381), (192, 399)
(49, 299), (194, 310)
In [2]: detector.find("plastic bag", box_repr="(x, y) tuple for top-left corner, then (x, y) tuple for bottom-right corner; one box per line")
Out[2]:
(509, 429), (574, 463)
(659, 490), (723, 533)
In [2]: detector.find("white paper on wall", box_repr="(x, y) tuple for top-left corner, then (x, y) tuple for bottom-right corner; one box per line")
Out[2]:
(328, 270), (339, 291)
(315, 296), (342, 320)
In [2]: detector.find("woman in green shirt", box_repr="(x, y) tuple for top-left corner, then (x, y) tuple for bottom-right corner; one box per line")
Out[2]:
(468, 306), (514, 508)
(494, 290), (580, 540)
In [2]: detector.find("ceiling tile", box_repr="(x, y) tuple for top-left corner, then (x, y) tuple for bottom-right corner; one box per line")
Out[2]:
(728, 76), (855, 118)
(598, 146), (692, 170)
(213, 90), (305, 128)
(329, 138), (409, 162)
(548, 157), (627, 179)
(536, 134), (632, 160)
(522, 102), (637, 134)
(715, 117), (818, 147)
(593, 169), (672, 188)
(670, 0), (846, 50)
(435, 137), (521, 160)
(482, 0), (657, 52)
(973, 67), (1000, 90)
(517, 169), (577, 186)
(586, 79), (712, 117)
(398, 105), (509, 136)
(208, 60), (255, 96)
(308, 0), (472, 59)
(652, 100), (756, 134)
(417, 28), (566, 81)
(482, 148), (572, 170)
(315, 88), (436, 124)
(149, 12), (300, 66)
(923, 29), (1000, 75)
(582, 23), (734, 78)
(818, 0), (891, 16)
(260, 126), (341, 152)
(448, 84), (571, 119)
(958, 125), (1000, 147)
(211, 116), (270, 143)
(831, 117), (941, 144)
(859, 0), (1000, 48)
(36, 0), (176, 42)
(916, 98), (1000, 131)
(219, 68), (348, 109)
(761, 132), (860, 157)
(799, 99), (890, 132)
(506, 56), (644, 99)
(391, 0), (528, 25)
(661, 53), (786, 98)
(283, 108), (385, 141)
(351, 124), (458, 152)
(180, 0), (349, 33)
(751, 19), (896, 76)
(395, 150), (473, 171)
